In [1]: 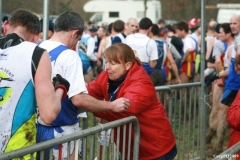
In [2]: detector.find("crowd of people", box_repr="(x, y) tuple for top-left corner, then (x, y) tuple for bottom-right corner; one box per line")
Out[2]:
(0, 7), (240, 160)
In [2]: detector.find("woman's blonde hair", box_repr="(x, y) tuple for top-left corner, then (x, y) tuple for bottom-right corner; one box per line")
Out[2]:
(104, 43), (141, 65)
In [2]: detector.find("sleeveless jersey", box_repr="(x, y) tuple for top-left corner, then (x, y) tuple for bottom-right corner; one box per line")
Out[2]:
(113, 33), (126, 44)
(155, 39), (167, 69)
(187, 35), (198, 62)
(223, 44), (234, 68)
(78, 37), (91, 63)
(38, 45), (79, 126)
(225, 33), (240, 90)
(78, 36), (91, 63)
(0, 41), (37, 154)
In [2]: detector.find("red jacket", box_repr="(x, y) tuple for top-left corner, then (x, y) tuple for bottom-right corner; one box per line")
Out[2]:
(87, 62), (176, 160)
(227, 91), (240, 160)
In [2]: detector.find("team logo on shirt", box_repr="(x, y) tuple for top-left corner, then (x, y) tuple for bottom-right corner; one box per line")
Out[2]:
(0, 71), (13, 106)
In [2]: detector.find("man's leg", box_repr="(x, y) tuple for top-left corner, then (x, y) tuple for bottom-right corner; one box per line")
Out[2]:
(207, 89), (238, 156)
(206, 84), (223, 148)
(215, 102), (228, 153)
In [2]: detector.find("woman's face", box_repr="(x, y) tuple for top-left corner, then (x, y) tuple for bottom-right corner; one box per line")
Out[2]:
(106, 60), (132, 80)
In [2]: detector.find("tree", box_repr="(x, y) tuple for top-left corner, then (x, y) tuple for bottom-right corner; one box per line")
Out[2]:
(143, 0), (148, 17)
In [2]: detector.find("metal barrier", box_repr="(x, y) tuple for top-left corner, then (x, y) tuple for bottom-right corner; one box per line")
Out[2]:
(0, 82), (205, 160)
(212, 142), (240, 160)
(0, 116), (140, 160)
(156, 82), (203, 160)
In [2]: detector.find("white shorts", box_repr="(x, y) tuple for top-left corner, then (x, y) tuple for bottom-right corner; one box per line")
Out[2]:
(53, 123), (82, 159)
(36, 123), (82, 160)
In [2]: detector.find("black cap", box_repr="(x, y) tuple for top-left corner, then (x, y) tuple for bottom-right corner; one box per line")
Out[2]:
(2, 15), (8, 23)
(214, 23), (220, 33)
(89, 25), (98, 32)
(39, 19), (54, 32)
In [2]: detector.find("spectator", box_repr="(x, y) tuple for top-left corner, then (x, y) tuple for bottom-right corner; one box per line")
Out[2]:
(225, 14), (240, 159)
(37, 18), (54, 42)
(206, 23), (234, 156)
(96, 26), (108, 74)
(158, 18), (165, 28)
(77, 24), (101, 83)
(148, 24), (181, 86)
(87, 43), (177, 160)
(188, 18), (201, 81)
(227, 91), (240, 160)
(175, 21), (197, 83)
(1, 15), (8, 36)
(0, 9), (68, 159)
(112, 20), (126, 44)
(125, 17), (158, 74)
(125, 18), (138, 35)
(37, 11), (130, 160)
(165, 24), (183, 69)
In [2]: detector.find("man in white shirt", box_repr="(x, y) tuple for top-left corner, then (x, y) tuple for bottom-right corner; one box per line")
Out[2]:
(125, 17), (158, 74)
(37, 11), (130, 160)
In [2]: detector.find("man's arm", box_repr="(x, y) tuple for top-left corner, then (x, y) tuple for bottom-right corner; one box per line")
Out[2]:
(149, 40), (158, 68)
(35, 51), (63, 125)
(166, 46), (181, 84)
(215, 55), (222, 73)
(149, 60), (157, 68)
(182, 49), (193, 62)
(235, 45), (240, 74)
(169, 44), (182, 59)
(207, 62), (215, 69)
(205, 39), (215, 60)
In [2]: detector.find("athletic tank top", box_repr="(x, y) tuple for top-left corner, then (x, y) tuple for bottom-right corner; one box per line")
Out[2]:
(78, 36), (91, 62)
(225, 46), (240, 90)
(223, 44), (234, 68)
(37, 45), (79, 127)
(0, 41), (37, 153)
(187, 35), (198, 62)
(154, 39), (167, 69)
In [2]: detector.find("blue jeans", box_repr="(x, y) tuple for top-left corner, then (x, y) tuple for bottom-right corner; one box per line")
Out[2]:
(155, 145), (177, 160)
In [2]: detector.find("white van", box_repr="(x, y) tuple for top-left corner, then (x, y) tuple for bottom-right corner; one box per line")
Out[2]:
(83, 0), (162, 25)
(217, 3), (240, 23)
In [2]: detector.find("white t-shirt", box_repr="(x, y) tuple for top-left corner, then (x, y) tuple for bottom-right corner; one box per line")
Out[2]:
(39, 40), (88, 98)
(212, 39), (225, 57)
(124, 33), (158, 63)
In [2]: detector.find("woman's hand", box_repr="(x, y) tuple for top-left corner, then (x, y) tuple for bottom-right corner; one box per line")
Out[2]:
(110, 98), (130, 112)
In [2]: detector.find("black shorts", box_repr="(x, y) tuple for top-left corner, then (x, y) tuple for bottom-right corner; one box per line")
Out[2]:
(221, 89), (238, 107)
(149, 69), (166, 86)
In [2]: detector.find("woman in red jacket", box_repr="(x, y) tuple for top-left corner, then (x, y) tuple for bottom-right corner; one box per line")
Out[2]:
(227, 91), (240, 160)
(87, 43), (177, 160)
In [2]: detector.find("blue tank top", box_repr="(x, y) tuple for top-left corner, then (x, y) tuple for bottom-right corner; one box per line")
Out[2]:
(49, 45), (79, 126)
(225, 58), (240, 90)
(154, 39), (166, 70)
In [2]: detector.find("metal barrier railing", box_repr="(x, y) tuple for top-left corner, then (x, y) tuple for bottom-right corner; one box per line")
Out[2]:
(212, 142), (240, 160)
(0, 82), (204, 160)
(0, 116), (140, 160)
(156, 82), (202, 160)
(80, 82), (204, 160)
